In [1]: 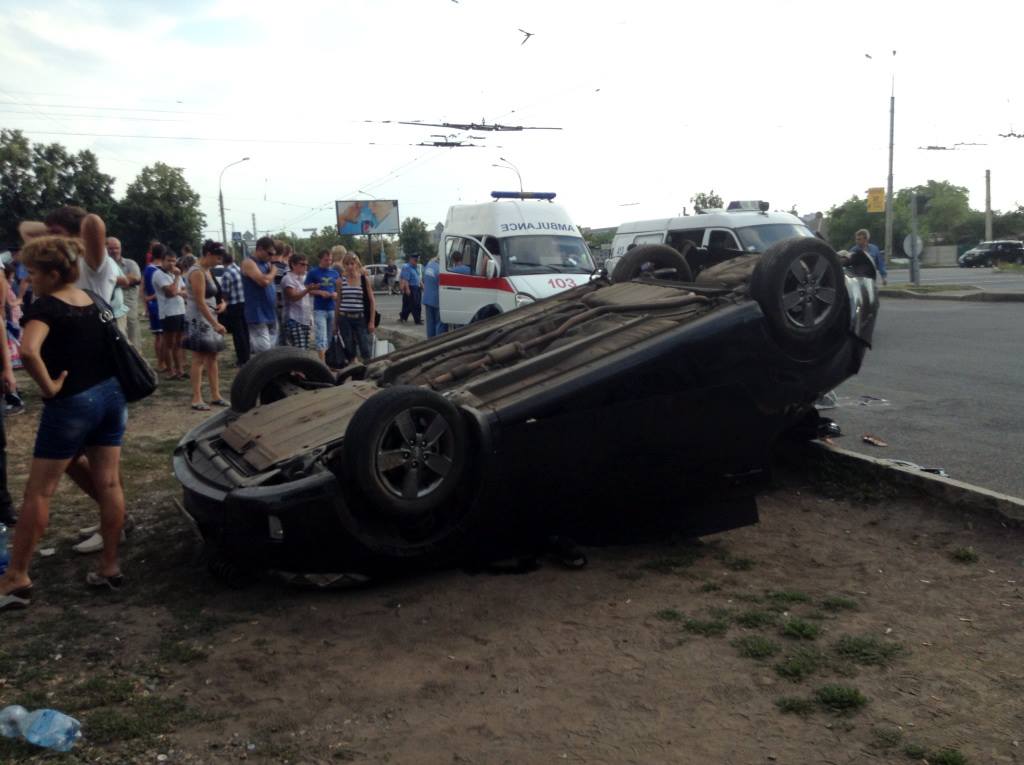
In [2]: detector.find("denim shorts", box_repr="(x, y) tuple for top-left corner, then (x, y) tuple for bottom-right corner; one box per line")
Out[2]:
(34, 377), (128, 459)
(313, 310), (334, 351)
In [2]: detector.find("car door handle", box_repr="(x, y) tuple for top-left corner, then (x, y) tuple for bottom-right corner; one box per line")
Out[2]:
(442, 286), (462, 291)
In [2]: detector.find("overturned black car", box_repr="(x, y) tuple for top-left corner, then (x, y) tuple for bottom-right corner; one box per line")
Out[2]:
(173, 238), (879, 575)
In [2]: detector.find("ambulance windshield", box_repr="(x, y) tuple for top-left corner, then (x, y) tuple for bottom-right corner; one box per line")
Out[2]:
(502, 236), (595, 275)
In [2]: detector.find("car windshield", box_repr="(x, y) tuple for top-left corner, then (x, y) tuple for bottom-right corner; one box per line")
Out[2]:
(502, 235), (595, 275)
(734, 223), (815, 253)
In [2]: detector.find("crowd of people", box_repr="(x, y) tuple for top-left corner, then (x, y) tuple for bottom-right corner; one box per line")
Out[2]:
(0, 204), (391, 614)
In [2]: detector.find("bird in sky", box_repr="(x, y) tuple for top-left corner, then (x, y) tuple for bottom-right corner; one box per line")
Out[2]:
(519, 28), (534, 45)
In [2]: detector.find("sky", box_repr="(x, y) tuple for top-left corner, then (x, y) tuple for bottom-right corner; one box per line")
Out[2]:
(2, 0), (1022, 247)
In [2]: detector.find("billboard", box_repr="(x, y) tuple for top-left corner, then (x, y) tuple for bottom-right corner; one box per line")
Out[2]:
(336, 200), (400, 235)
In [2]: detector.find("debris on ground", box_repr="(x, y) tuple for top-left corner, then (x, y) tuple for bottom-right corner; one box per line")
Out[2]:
(862, 434), (888, 447)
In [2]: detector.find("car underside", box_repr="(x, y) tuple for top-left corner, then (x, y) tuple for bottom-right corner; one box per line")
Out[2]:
(174, 238), (879, 577)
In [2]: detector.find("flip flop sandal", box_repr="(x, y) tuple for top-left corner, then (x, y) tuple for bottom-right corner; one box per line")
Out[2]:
(191, 403), (211, 411)
(210, 399), (230, 407)
(86, 572), (125, 590)
(0, 585), (33, 612)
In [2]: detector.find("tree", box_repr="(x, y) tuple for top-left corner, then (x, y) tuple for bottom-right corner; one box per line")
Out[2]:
(690, 190), (724, 211)
(399, 217), (433, 259)
(824, 195), (879, 251)
(0, 129), (115, 245)
(114, 162), (205, 260)
(289, 226), (357, 259)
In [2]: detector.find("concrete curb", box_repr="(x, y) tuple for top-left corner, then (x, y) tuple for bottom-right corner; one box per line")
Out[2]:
(880, 289), (1024, 302)
(794, 441), (1024, 526)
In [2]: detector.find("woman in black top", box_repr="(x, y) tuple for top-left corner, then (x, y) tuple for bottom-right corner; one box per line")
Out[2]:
(0, 235), (128, 612)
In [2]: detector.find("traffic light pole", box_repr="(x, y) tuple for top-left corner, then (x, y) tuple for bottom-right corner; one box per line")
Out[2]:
(910, 190), (920, 286)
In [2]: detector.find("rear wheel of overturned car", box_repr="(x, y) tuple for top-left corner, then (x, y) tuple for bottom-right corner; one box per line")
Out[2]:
(229, 347), (336, 412)
(611, 243), (694, 283)
(343, 386), (468, 546)
(750, 237), (847, 353)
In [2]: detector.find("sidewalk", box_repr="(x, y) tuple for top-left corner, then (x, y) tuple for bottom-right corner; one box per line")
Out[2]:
(879, 286), (1024, 302)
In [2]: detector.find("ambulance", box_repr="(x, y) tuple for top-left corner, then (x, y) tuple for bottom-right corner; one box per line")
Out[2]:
(437, 191), (595, 326)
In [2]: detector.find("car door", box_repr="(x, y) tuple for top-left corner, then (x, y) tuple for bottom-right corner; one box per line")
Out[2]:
(439, 236), (511, 325)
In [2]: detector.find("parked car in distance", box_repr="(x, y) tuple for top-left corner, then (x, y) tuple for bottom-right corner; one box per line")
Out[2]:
(174, 236), (879, 580)
(958, 240), (1024, 267)
(364, 263), (400, 294)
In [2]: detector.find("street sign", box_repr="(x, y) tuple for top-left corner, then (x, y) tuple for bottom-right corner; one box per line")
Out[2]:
(903, 234), (923, 258)
(866, 187), (886, 213)
(231, 231), (242, 242)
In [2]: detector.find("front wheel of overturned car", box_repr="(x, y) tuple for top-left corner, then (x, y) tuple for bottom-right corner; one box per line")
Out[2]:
(611, 243), (694, 283)
(344, 386), (468, 523)
(750, 237), (847, 355)
(229, 347), (336, 412)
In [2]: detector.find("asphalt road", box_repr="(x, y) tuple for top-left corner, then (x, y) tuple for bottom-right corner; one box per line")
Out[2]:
(887, 266), (1024, 292)
(831, 298), (1024, 498)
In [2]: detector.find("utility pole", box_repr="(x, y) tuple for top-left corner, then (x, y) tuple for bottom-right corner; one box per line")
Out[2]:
(910, 190), (920, 286)
(984, 169), (993, 240)
(884, 87), (895, 272)
(252, 213), (257, 240)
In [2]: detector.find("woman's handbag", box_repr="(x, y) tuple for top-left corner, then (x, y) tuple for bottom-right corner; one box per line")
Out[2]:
(325, 329), (347, 369)
(84, 290), (158, 403)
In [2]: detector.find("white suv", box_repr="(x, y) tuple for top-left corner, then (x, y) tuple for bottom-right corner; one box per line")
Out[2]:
(607, 202), (816, 277)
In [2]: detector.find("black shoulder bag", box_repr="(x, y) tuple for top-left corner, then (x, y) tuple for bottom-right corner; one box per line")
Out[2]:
(85, 290), (158, 403)
(360, 274), (381, 329)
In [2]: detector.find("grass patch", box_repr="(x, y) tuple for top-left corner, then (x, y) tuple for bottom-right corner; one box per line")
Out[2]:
(930, 749), (969, 765)
(903, 743), (928, 759)
(821, 596), (858, 612)
(870, 725), (903, 749)
(775, 697), (815, 716)
(640, 549), (703, 573)
(682, 618), (729, 637)
(158, 639), (208, 665)
(780, 618), (821, 640)
(720, 555), (755, 571)
(766, 590), (811, 606)
(950, 546), (979, 564)
(733, 635), (780, 659)
(814, 684), (868, 714)
(697, 581), (721, 593)
(735, 610), (778, 629)
(655, 608), (684, 622)
(833, 635), (903, 667)
(82, 696), (200, 745)
(774, 646), (827, 682)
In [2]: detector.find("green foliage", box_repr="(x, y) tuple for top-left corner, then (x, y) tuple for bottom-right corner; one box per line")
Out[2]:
(825, 195), (879, 253)
(814, 684), (868, 713)
(930, 748), (968, 765)
(0, 128), (116, 245)
(736, 610), (779, 629)
(655, 608), (684, 622)
(775, 696), (816, 716)
(115, 162), (205, 260)
(821, 596), (858, 612)
(733, 635), (781, 659)
(903, 742), (928, 759)
(950, 546), (979, 563)
(870, 725), (903, 749)
(766, 590), (811, 606)
(399, 216), (434, 259)
(781, 618), (821, 640)
(683, 618), (730, 637)
(774, 646), (827, 681)
(833, 635), (902, 666)
(691, 190), (724, 210)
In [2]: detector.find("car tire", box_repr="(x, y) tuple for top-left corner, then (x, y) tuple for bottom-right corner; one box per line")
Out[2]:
(750, 237), (847, 352)
(229, 347), (336, 412)
(343, 386), (467, 519)
(611, 244), (694, 283)
(470, 305), (501, 323)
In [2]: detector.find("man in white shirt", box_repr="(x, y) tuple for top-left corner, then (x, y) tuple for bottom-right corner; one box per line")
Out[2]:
(107, 237), (142, 341)
(151, 250), (187, 379)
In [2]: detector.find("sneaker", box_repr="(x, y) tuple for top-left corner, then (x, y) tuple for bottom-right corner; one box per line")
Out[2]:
(3, 403), (24, 416)
(73, 530), (126, 554)
(79, 515), (135, 538)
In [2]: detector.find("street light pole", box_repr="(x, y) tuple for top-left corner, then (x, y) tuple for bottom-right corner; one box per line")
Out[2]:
(219, 157), (250, 245)
(494, 157), (524, 194)
(884, 80), (895, 274)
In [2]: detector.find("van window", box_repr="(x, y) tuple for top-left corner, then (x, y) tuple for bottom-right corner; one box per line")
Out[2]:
(633, 233), (663, 247)
(667, 229), (705, 251)
(734, 223), (814, 252)
(708, 229), (740, 252)
(502, 235), (595, 275)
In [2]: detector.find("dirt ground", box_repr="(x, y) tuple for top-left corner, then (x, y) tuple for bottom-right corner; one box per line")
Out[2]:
(1, 365), (1022, 765)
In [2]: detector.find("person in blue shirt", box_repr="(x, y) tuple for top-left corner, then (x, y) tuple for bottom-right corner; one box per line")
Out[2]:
(422, 256), (442, 337)
(304, 249), (340, 362)
(850, 229), (887, 285)
(399, 253), (422, 325)
(450, 250), (471, 275)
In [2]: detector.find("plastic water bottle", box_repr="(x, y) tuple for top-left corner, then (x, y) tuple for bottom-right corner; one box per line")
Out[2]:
(0, 705), (82, 752)
(0, 523), (9, 575)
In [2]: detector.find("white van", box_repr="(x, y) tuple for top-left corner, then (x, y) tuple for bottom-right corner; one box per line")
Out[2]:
(607, 203), (816, 277)
(438, 192), (595, 326)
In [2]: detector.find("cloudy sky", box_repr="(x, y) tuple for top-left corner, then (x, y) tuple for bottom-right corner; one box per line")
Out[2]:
(2, 0), (1022, 246)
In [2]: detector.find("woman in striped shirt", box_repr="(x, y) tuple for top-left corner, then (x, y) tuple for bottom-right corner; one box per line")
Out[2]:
(335, 253), (376, 364)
